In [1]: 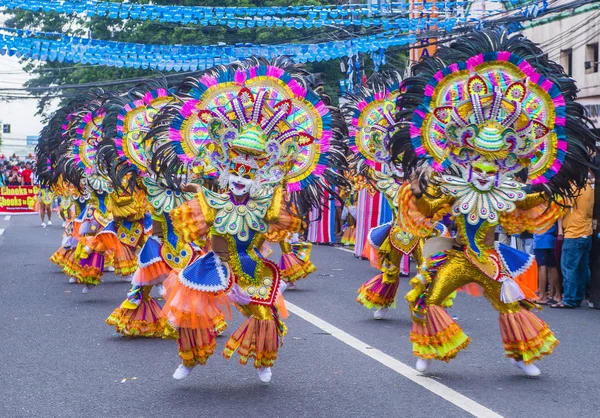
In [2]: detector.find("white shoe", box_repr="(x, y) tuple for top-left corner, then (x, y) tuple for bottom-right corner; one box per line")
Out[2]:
(415, 358), (431, 372)
(373, 308), (388, 320)
(68, 277), (77, 284)
(173, 364), (193, 380)
(47, 220), (52, 226)
(122, 274), (134, 283)
(41, 222), (46, 228)
(155, 284), (165, 297)
(82, 285), (92, 294)
(105, 266), (115, 272)
(287, 282), (297, 290)
(62, 221), (66, 228)
(509, 358), (541, 377)
(257, 367), (272, 383)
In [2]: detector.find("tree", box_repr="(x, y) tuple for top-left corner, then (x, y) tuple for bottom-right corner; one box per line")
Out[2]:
(5, 0), (363, 117)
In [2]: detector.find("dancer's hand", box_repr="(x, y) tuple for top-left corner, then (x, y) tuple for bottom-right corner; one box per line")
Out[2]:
(181, 183), (201, 194)
(227, 284), (251, 305)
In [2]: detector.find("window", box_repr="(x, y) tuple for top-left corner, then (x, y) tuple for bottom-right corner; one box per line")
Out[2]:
(585, 43), (599, 73)
(2, 124), (10, 134)
(560, 49), (573, 76)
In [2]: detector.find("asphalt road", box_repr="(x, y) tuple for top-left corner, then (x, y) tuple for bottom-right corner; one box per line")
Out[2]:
(1, 214), (599, 418)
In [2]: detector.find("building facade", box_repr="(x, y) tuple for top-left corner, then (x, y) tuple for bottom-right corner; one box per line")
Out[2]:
(522, 6), (600, 131)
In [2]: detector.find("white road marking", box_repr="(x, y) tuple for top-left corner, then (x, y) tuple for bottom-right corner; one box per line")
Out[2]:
(286, 301), (503, 418)
(4, 215), (10, 220)
(336, 246), (355, 254)
(0, 229), (5, 235)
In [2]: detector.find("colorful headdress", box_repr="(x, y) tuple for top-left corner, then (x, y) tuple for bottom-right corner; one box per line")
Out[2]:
(392, 29), (597, 199)
(153, 57), (348, 213)
(98, 81), (195, 213)
(344, 72), (403, 172)
(50, 92), (107, 192)
(64, 92), (113, 193)
(35, 98), (89, 188)
(114, 85), (174, 175)
(99, 81), (175, 192)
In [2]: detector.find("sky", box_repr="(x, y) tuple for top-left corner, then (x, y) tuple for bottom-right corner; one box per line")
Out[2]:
(0, 55), (45, 157)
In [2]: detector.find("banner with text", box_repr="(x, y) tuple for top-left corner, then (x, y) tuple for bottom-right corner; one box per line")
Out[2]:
(0, 186), (39, 214)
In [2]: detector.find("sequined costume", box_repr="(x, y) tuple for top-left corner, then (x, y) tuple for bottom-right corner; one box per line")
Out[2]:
(97, 85), (183, 338)
(342, 74), (429, 313)
(390, 29), (597, 373)
(151, 58), (348, 379)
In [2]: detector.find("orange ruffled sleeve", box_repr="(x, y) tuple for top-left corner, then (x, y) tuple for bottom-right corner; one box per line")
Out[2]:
(398, 183), (453, 238)
(265, 187), (302, 241)
(170, 190), (214, 243)
(500, 194), (565, 235)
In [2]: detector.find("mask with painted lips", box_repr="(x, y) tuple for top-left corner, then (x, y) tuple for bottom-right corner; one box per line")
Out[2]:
(470, 161), (498, 192)
(228, 174), (254, 197)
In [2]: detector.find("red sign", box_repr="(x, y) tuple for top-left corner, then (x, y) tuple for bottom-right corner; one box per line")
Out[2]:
(0, 186), (40, 214)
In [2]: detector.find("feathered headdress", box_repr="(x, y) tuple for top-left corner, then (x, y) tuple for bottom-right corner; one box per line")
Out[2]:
(392, 28), (597, 200)
(343, 71), (403, 177)
(35, 96), (90, 189)
(58, 90), (112, 193)
(152, 56), (348, 215)
(99, 80), (175, 194)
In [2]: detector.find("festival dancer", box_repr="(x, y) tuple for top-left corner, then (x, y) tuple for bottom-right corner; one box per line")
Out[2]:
(344, 74), (424, 319)
(340, 186), (357, 247)
(100, 84), (184, 338)
(38, 186), (53, 228)
(36, 104), (88, 278)
(152, 57), (348, 382)
(390, 29), (597, 376)
(59, 97), (116, 293)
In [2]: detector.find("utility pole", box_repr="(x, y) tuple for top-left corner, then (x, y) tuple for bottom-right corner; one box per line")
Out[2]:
(589, 157), (600, 309)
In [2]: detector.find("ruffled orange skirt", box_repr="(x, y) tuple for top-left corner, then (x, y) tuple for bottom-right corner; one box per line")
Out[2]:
(106, 296), (177, 338)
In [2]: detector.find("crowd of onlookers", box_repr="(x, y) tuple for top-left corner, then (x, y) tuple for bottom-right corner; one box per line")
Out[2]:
(498, 171), (596, 309)
(0, 158), (35, 186)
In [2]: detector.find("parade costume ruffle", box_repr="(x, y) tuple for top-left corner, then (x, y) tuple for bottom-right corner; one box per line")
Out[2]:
(94, 220), (146, 277)
(223, 302), (288, 368)
(178, 327), (217, 367)
(62, 249), (81, 278)
(133, 257), (171, 287)
(341, 226), (356, 246)
(161, 264), (233, 331)
(499, 310), (558, 364)
(106, 286), (177, 338)
(410, 305), (471, 361)
(357, 273), (399, 310)
(278, 242), (316, 283)
(357, 226), (407, 310)
(50, 247), (71, 270)
(75, 252), (105, 285)
(110, 245), (138, 276)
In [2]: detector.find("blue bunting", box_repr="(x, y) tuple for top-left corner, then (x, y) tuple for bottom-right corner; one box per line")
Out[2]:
(0, 0), (518, 29)
(0, 26), (417, 70)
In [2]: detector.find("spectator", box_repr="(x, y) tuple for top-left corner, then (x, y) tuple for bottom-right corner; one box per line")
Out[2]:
(511, 169), (534, 253)
(7, 166), (22, 186)
(21, 162), (33, 186)
(534, 222), (561, 304)
(551, 174), (595, 309)
(496, 225), (511, 246)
